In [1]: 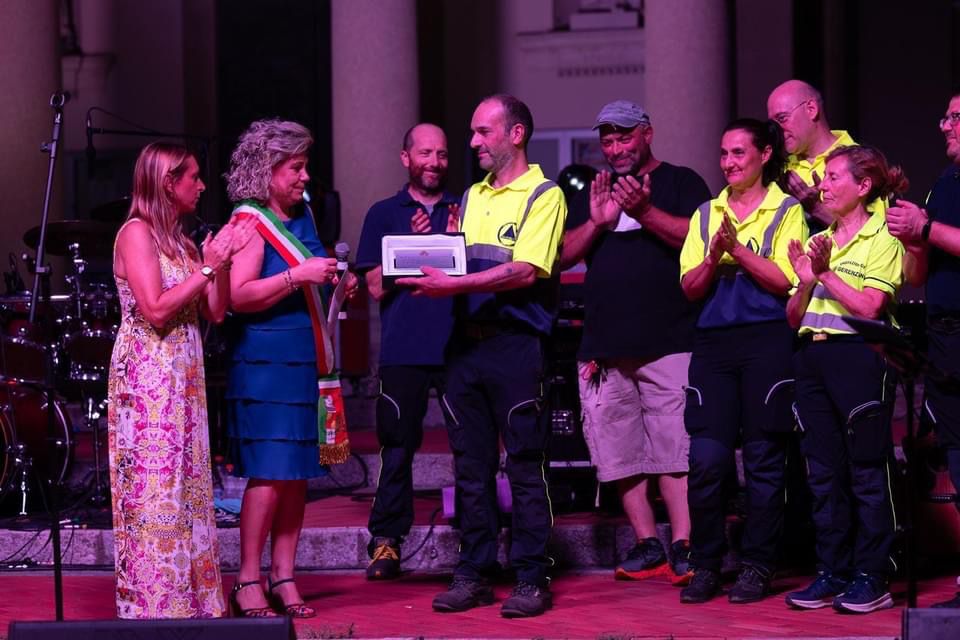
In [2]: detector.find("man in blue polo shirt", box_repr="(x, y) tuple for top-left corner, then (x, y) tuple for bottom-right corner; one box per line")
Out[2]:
(355, 123), (457, 580)
(888, 93), (960, 608)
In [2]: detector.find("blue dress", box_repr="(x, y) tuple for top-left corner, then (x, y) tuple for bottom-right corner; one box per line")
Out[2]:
(226, 213), (328, 479)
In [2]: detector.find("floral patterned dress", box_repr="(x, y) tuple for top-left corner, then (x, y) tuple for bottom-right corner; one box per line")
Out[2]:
(107, 221), (224, 618)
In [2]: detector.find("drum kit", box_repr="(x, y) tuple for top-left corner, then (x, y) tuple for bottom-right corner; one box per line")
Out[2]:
(0, 218), (120, 515)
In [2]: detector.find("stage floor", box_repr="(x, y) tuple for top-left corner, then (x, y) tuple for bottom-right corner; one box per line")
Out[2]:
(1, 570), (956, 639)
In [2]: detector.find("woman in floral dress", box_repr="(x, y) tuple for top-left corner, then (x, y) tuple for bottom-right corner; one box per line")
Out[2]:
(107, 142), (255, 618)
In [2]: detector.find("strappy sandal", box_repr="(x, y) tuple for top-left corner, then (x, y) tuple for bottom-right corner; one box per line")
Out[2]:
(268, 576), (317, 618)
(230, 579), (278, 618)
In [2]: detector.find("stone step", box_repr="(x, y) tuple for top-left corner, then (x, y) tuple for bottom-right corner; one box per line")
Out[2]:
(0, 517), (744, 574)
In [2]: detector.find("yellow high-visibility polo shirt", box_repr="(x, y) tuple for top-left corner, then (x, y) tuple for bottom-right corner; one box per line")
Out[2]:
(458, 164), (567, 333)
(679, 182), (808, 328)
(797, 212), (904, 336)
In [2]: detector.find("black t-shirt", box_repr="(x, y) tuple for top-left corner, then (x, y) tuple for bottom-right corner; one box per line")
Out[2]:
(926, 165), (960, 316)
(567, 161), (712, 361)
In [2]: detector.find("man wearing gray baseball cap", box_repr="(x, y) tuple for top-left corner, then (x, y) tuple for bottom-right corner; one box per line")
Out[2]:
(561, 99), (711, 585)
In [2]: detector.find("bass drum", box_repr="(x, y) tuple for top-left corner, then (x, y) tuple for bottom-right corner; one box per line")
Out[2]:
(0, 385), (73, 503)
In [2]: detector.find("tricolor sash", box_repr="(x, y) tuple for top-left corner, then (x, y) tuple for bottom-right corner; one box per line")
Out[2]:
(232, 200), (350, 464)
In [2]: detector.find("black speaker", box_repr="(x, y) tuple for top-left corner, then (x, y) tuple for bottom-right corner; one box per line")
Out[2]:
(902, 607), (960, 640)
(8, 617), (295, 640)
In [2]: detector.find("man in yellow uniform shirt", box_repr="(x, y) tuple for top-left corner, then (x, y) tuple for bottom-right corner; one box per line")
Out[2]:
(399, 94), (566, 618)
(767, 80), (882, 228)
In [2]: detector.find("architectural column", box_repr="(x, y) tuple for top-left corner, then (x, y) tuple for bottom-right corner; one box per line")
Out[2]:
(0, 0), (64, 267)
(331, 0), (419, 254)
(644, 0), (730, 192)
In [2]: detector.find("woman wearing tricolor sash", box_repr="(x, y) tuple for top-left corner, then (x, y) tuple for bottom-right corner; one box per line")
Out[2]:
(224, 119), (351, 618)
(784, 146), (906, 614)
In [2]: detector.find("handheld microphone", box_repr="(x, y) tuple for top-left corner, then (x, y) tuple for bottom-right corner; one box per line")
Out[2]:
(86, 114), (96, 179)
(334, 241), (350, 319)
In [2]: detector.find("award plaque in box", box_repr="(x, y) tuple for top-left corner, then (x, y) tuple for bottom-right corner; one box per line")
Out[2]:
(381, 233), (467, 287)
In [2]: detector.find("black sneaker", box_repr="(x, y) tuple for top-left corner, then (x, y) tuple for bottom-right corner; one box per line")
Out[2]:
(729, 564), (772, 604)
(932, 592), (960, 608)
(680, 568), (722, 604)
(615, 537), (670, 580)
(785, 571), (849, 609)
(669, 539), (693, 585)
(432, 576), (495, 613)
(366, 537), (401, 580)
(500, 581), (553, 618)
(832, 573), (893, 614)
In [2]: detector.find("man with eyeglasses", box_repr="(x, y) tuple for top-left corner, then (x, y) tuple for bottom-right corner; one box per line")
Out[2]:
(767, 80), (867, 229)
(887, 94), (960, 609)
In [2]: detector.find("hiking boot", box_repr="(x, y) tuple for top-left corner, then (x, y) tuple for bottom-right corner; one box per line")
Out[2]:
(500, 581), (553, 618)
(832, 573), (893, 614)
(366, 537), (401, 580)
(729, 564), (772, 604)
(669, 539), (693, 585)
(432, 576), (494, 613)
(680, 568), (722, 604)
(785, 571), (849, 609)
(615, 537), (670, 580)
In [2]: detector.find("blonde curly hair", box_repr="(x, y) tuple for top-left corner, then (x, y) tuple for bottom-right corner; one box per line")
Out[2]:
(225, 119), (313, 203)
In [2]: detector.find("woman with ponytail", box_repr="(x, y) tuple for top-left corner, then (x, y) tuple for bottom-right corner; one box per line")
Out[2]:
(783, 145), (907, 614)
(678, 118), (809, 605)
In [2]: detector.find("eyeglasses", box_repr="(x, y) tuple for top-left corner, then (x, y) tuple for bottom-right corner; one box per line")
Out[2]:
(940, 112), (960, 128)
(772, 100), (809, 125)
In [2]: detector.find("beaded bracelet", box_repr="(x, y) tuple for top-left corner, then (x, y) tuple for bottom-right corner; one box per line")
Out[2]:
(283, 268), (296, 293)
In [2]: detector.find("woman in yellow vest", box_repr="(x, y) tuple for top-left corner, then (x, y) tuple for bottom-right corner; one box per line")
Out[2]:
(679, 118), (808, 604)
(784, 145), (906, 614)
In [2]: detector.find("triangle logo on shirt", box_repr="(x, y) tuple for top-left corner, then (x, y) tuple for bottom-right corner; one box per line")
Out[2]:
(498, 222), (517, 246)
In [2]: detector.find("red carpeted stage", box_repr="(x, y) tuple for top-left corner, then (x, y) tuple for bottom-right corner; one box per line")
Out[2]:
(0, 570), (956, 638)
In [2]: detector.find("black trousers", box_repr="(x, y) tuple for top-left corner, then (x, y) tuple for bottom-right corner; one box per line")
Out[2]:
(794, 339), (896, 577)
(685, 321), (795, 573)
(926, 320), (960, 451)
(925, 319), (960, 513)
(443, 332), (552, 586)
(367, 365), (446, 551)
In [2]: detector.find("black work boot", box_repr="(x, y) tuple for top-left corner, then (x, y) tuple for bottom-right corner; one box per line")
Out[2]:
(729, 564), (772, 604)
(432, 576), (495, 613)
(500, 581), (553, 618)
(366, 537), (401, 580)
(680, 568), (722, 604)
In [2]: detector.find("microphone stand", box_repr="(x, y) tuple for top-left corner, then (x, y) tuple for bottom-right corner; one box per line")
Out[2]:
(29, 90), (70, 622)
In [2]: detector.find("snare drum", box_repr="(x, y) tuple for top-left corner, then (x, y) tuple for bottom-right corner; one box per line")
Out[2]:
(0, 294), (69, 385)
(0, 384), (73, 495)
(65, 324), (117, 382)
(63, 284), (119, 384)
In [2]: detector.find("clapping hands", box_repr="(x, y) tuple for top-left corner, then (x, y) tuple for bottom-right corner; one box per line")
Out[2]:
(201, 216), (259, 271)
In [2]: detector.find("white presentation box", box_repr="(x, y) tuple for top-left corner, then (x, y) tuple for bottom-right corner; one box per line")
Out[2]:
(381, 233), (467, 287)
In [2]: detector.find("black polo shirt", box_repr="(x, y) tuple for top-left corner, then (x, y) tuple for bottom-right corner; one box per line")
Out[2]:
(925, 166), (960, 316)
(567, 161), (711, 362)
(356, 186), (457, 366)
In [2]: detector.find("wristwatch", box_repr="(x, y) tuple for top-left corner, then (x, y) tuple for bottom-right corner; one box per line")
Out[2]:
(921, 219), (933, 242)
(200, 265), (216, 280)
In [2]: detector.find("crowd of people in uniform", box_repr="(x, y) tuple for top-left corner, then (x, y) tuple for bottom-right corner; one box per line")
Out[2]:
(357, 81), (960, 618)
(104, 79), (960, 622)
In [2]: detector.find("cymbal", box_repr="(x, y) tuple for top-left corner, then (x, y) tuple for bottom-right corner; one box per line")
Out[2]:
(23, 220), (118, 257)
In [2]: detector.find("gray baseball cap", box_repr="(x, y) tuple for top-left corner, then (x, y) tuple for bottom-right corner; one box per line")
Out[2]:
(593, 100), (651, 130)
